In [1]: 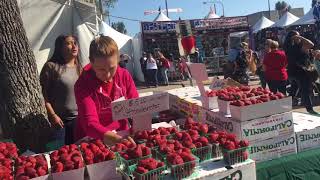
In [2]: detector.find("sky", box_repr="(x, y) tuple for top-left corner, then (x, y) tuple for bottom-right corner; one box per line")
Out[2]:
(109, 0), (312, 36)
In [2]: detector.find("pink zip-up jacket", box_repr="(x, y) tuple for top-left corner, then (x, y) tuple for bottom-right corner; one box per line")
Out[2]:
(74, 64), (138, 141)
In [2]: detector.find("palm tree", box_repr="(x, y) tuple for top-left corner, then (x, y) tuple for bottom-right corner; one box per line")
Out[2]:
(111, 22), (128, 34)
(275, 1), (290, 18)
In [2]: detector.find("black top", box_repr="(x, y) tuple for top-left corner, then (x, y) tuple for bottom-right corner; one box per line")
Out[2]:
(286, 42), (310, 77)
(235, 51), (248, 72)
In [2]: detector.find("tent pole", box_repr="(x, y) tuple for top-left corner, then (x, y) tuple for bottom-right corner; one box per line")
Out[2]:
(98, 0), (104, 21)
(165, 0), (169, 17)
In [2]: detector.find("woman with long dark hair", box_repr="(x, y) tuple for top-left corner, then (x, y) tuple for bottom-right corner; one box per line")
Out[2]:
(284, 30), (318, 114)
(40, 35), (82, 146)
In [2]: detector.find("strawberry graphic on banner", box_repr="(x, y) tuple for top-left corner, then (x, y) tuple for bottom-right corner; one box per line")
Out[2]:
(181, 36), (196, 54)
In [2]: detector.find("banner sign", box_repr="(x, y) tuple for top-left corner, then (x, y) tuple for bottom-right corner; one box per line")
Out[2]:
(190, 17), (249, 30)
(142, 21), (177, 33)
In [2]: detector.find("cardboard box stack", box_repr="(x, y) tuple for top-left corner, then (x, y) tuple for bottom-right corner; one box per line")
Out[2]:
(293, 112), (320, 152)
(168, 86), (296, 163)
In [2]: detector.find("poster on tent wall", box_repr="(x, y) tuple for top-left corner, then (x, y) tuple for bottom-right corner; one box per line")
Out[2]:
(141, 21), (177, 33)
(190, 17), (249, 31)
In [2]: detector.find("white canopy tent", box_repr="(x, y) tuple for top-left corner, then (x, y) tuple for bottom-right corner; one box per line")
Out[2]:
(291, 8), (316, 26)
(132, 33), (144, 82)
(205, 6), (220, 19)
(19, 0), (97, 73)
(271, 12), (299, 28)
(153, 12), (171, 22)
(252, 16), (274, 33)
(99, 21), (134, 76)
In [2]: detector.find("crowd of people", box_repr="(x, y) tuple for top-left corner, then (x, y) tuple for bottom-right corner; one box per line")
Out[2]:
(139, 51), (193, 87)
(224, 30), (320, 115)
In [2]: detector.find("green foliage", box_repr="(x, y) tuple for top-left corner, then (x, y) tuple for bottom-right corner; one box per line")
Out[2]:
(111, 21), (127, 34)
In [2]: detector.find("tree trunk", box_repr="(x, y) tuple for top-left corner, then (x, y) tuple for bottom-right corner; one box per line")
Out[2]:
(0, 0), (51, 153)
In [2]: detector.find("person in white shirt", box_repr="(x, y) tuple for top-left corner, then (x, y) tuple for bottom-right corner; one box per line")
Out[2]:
(146, 53), (158, 87)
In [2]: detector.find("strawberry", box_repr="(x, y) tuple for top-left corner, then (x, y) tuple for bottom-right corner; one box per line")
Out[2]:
(242, 151), (249, 160)
(136, 166), (149, 174)
(197, 137), (209, 146)
(199, 124), (209, 134)
(270, 95), (278, 100)
(275, 92), (285, 99)
(208, 133), (219, 143)
(240, 140), (249, 147)
(224, 141), (236, 150)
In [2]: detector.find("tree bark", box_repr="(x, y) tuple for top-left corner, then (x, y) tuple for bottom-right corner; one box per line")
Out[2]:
(0, 0), (51, 153)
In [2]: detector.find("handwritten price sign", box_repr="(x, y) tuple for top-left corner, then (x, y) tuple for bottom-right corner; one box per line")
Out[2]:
(210, 77), (227, 90)
(111, 93), (170, 120)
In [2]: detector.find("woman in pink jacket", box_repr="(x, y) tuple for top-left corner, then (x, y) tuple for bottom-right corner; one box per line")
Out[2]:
(74, 36), (138, 144)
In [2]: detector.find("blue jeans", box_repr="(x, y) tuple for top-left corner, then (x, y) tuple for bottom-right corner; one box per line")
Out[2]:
(49, 118), (76, 145)
(161, 68), (169, 85)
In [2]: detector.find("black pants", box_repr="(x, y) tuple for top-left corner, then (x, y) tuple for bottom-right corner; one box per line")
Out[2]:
(290, 76), (314, 111)
(267, 80), (287, 94)
(256, 69), (266, 89)
(147, 69), (158, 86)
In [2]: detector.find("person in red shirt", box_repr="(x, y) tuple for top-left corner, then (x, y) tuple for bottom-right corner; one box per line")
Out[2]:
(263, 40), (288, 94)
(74, 36), (138, 145)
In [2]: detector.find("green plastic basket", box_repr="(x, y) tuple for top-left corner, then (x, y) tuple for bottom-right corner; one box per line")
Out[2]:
(154, 150), (169, 163)
(119, 154), (152, 175)
(222, 146), (250, 166)
(191, 145), (212, 162)
(168, 155), (199, 180)
(211, 143), (223, 160)
(129, 164), (167, 180)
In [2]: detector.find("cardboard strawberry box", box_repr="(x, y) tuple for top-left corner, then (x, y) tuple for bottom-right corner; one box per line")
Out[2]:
(14, 154), (50, 180)
(50, 145), (85, 180)
(209, 96), (218, 110)
(86, 160), (120, 180)
(51, 167), (85, 180)
(293, 112), (320, 152)
(229, 96), (292, 121)
(79, 139), (120, 180)
(217, 99), (231, 115)
(204, 110), (294, 144)
(249, 133), (297, 162)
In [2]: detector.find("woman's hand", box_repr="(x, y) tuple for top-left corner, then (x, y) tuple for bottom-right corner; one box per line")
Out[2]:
(50, 114), (64, 128)
(103, 131), (123, 145)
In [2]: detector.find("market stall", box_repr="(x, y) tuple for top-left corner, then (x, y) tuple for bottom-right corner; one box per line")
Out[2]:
(140, 15), (249, 75)
(252, 16), (274, 50)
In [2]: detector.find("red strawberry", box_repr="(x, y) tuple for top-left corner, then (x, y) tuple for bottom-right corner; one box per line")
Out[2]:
(54, 162), (64, 172)
(226, 134), (236, 141)
(16, 176), (29, 180)
(208, 133), (219, 143)
(275, 92), (285, 99)
(242, 151), (249, 160)
(37, 167), (47, 176)
(136, 166), (148, 174)
(224, 141), (236, 150)
(199, 124), (209, 134)
(240, 140), (249, 147)
(270, 95), (278, 100)
(198, 137), (209, 146)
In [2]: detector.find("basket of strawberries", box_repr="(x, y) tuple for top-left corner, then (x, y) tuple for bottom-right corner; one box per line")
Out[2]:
(118, 144), (152, 175)
(129, 158), (166, 180)
(167, 151), (199, 179)
(222, 138), (250, 166)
